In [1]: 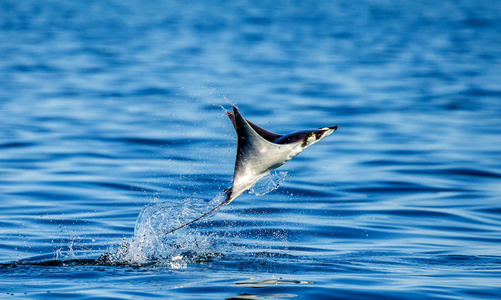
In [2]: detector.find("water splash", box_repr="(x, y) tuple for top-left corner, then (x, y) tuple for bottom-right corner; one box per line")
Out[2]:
(249, 171), (289, 196)
(100, 173), (288, 266)
(100, 193), (226, 266)
(54, 241), (77, 261)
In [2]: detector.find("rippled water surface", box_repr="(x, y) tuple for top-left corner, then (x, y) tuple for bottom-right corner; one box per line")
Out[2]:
(1, 0), (501, 299)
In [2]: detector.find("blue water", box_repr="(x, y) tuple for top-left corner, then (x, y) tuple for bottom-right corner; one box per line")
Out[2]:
(1, 0), (501, 298)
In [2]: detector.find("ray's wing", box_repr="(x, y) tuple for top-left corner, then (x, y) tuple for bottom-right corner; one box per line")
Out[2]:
(225, 106), (300, 203)
(226, 110), (282, 142)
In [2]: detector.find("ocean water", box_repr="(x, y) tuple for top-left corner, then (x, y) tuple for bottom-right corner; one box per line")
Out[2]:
(1, 0), (501, 299)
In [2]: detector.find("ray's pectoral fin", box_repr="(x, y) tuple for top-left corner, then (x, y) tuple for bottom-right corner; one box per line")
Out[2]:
(226, 110), (282, 142)
(224, 105), (338, 204)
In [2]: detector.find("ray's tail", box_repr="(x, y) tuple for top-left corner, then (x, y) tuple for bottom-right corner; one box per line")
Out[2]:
(164, 201), (226, 235)
(163, 190), (234, 235)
